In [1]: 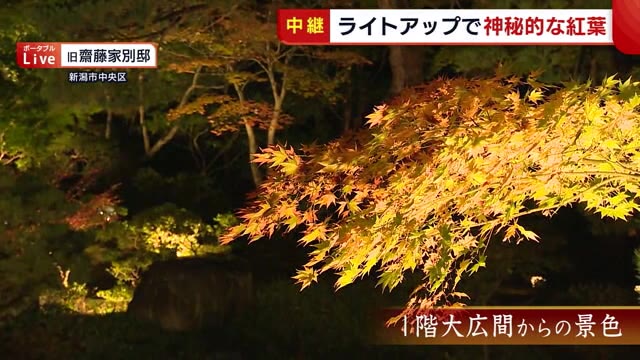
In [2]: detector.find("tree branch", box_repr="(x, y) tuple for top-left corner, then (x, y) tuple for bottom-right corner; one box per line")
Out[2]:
(145, 66), (202, 158)
(138, 73), (150, 154)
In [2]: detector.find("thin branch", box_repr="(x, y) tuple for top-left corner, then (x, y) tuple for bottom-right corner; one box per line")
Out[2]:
(138, 73), (150, 154)
(145, 66), (202, 158)
(206, 132), (241, 172)
(189, 127), (209, 170)
(179, 66), (203, 108)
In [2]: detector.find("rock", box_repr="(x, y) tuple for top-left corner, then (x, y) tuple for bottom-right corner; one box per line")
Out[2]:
(127, 256), (253, 332)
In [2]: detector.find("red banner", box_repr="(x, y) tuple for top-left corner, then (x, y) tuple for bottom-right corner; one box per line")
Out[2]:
(16, 42), (157, 69)
(277, 9), (330, 44)
(612, 0), (640, 54)
(16, 42), (60, 68)
(374, 307), (640, 345)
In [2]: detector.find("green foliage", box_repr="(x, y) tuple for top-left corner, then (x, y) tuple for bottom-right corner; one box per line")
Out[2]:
(40, 203), (239, 317)
(89, 204), (234, 288)
(96, 285), (132, 307)
(39, 282), (91, 313)
(0, 3), (124, 323)
(0, 167), (77, 322)
(1, 1), (638, 356)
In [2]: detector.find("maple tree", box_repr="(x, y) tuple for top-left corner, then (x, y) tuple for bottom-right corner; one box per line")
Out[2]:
(19, 1), (368, 184)
(160, 4), (369, 185)
(222, 74), (640, 324)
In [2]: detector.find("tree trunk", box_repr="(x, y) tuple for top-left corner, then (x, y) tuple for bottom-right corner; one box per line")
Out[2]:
(378, 0), (425, 96)
(267, 105), (280, 147)
(138, 68), (202, 159)
(266, 61), (287, 146)
(233, 83), (262, 187)
(104, 93), (112, 140)
(342, 66), (353, 132)
(145, 67), (202, 158)
(244, 120), (262, 187)
(138, 73), (150, 154)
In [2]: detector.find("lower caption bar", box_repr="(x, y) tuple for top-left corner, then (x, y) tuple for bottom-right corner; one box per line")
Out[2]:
(374, 307), (640, 345)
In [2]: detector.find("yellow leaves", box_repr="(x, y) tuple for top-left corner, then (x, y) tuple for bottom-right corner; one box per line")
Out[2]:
(443, 178), (456, 190)
(624, 182), (640, 195)
(346, 200), (360, 213)
(469, 172), (487, 186)
(241, 203), (271, 222)
(450, 292), (470, 300)
(292, 267), (318, 290)
(601, 74), (619, 90)
(317, 161), (340, 173)
(362, 249), (381, 275)
(253, 146), (301, 176)
(597, 202), (636, 220)
(283, 215), (299, 231)
(374, 208), (399, 230)
(165, 58), (226, 73)
(469, 255), (486, 274)
(336, 199), (361, 216)
(298, 224), (327, 245)
(221, 75), (640, 318)
(429, 272), (448, 294)
(583, 97), (605, 124)
(505, 91), (521, 109)
(618, 76), (639, 96)
(576, 126), (597, 148)
(527, 89), (544, 104)
(526, 70), (548, 90)
(167, 95), (230, 121)
(318, 193), (337, 207)
(454, 259), (471, 287)
(402, 252), (418, 271)
(377, 267), (404, 291)
(267, 147), (294, 167)
(276, 202), (298, 218)
(219, 224), (243, 245)
(365, 105), (389, 128)
(600, 138), (620, 151)
(460, 96), (481, 120)
(225, 71), (266, 86)
(336, 266), (361, 290)
(591, 191), (639, 220)
(503, 222), (540, 243)
(279, 160), (300, 176)
(307, 239), (332, 267)
(608, 192), (628, 207)
(629, 95), (640, 111)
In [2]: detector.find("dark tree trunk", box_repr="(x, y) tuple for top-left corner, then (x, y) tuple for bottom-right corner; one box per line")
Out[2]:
(378, 0), (426, 95)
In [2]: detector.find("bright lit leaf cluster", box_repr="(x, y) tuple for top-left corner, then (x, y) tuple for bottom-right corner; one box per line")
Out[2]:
(222, 74), (640, 322)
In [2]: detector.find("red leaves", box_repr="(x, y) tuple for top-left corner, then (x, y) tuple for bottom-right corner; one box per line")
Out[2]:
(207, 99), (293, 136)
(64, 187), (120, 231)
(167, 95), (231, 121)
